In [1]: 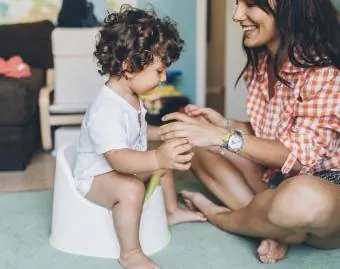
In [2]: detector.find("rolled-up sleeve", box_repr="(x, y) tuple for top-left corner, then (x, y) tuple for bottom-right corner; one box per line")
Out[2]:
(279, 67), (340, 174)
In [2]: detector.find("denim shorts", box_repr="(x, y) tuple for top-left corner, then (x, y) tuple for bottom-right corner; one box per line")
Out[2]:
(269, 170), (340, 189)
(314, 170), (340, 185)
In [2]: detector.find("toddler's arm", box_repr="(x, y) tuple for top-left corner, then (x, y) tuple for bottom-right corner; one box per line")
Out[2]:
(147, 125), (161, 141)
(105, 149), (159, 175)
(105, 138), (192, 176)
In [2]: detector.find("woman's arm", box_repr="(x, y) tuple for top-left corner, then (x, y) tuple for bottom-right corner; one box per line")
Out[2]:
(160, 113), (302, 172)
(214, 134), (302, 172)
(229, 120), (255, 135)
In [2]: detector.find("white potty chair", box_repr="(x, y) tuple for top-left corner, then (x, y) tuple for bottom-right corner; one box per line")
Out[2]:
(49, 143), (170, 258)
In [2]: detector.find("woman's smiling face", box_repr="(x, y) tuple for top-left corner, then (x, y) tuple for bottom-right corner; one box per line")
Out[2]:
(232, 0), (279, 53)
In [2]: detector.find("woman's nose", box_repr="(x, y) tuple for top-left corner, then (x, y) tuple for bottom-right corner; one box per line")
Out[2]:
(232, 3), (247, 22)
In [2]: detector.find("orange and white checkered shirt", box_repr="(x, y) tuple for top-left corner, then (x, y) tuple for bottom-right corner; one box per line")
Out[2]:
(245, 54), (340, 182)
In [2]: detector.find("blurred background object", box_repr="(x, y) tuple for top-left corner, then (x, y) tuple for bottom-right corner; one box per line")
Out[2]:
(141, 70), (190, 126)
(57, 0), (101, 27)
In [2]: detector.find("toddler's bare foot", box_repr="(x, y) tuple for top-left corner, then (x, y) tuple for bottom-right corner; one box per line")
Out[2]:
(119, 249), (160, 269)
(257, 239), (288, 264)
(167, 208), (207, 226)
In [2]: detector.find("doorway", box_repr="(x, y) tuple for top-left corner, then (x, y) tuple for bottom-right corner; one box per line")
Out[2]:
(197, 0), (248, 121)
(205, 0), (226, 115)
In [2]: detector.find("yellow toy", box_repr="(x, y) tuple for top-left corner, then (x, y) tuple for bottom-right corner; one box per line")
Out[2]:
(140, 85), (183, 115)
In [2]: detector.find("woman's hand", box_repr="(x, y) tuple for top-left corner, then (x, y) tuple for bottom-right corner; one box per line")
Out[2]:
(184, 104), (228, 128)
(156, 138), (193, 171)
(160, 112), (225, 147)
(184, 105), (254, 135)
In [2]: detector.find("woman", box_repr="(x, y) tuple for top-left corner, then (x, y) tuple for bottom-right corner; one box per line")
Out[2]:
(160, 0), (340, 264)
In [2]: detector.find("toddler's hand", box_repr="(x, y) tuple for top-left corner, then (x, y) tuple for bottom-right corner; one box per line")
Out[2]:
(156, 138), (193, 171)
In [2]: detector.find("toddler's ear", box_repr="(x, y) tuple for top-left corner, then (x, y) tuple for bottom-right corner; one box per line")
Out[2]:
(122, 60), (134, 79)
(124, 71), (134, 79)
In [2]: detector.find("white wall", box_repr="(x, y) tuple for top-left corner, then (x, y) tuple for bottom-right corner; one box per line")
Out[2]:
(224, 1), (248, 121)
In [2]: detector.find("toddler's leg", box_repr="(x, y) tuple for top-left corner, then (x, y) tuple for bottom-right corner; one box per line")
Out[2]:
(160, 170), (207, 225)
(85, 171), (159, 269)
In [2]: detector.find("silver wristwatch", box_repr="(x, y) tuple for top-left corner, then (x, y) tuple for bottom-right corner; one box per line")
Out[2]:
(221, 129), (245, 154)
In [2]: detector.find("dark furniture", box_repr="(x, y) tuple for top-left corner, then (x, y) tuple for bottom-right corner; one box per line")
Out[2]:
(0, 20), (54, 171)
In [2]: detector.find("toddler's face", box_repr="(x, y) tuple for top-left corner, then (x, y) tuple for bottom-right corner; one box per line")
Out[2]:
(129, 58), (167, 95)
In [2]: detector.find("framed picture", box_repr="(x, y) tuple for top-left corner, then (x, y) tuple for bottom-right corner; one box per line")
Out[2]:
(0, 0), (138, 25)
(0, 0), (61, 24)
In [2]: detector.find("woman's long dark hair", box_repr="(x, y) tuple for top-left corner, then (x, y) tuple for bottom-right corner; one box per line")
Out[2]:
(237, 0), (340, 86)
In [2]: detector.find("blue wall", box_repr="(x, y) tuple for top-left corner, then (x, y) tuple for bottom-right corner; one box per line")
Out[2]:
(89, 0), (107, 20)
(90, 0), (197, 103)
(138, 0), (197, 103)
(334, 0), (340, 9)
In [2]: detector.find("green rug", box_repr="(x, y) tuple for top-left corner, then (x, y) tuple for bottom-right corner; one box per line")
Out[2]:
(1, 185), (340, 269)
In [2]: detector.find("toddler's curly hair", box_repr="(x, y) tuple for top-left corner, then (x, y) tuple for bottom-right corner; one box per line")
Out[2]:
(94, 5), (184, 77)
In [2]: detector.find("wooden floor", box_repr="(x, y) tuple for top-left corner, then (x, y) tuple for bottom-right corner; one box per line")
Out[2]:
(0, 92), (224, 193)
(0, 152), (55, 193)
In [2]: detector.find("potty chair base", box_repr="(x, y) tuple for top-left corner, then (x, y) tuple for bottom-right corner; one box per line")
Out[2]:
(49, 144), (170, 259)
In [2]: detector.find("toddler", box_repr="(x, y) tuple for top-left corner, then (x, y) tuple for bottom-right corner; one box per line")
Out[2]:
(74, 5), (205, 269)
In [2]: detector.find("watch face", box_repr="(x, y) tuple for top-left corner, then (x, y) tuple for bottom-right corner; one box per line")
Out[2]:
(228, 133), (243, 150)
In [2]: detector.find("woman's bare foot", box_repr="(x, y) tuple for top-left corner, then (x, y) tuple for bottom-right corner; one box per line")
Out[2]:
(257, 239), (288, 264)
(179, 190), (230, 217)
(180, 191), (288, 264)
(119, 249), (160, 269)
(167, 208), (207, 226)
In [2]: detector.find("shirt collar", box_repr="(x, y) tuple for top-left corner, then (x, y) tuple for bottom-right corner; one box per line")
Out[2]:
(281, 59), (305, 75)
(256, 53), (305, 78)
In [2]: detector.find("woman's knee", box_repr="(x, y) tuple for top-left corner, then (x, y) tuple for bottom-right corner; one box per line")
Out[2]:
(267, 176), (336, 229)
(190, 148), (217, 177)
(191, 147), (209, 167)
